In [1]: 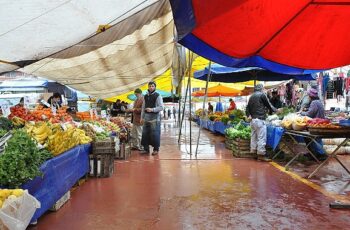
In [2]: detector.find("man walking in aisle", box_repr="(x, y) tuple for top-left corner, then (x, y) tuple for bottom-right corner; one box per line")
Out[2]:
(141, 81), (164, 155)
(130, 88), (144, 151)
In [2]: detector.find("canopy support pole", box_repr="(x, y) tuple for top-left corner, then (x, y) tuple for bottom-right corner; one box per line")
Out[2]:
(178, 52), (194, 150)
(195, 61), (212, 157)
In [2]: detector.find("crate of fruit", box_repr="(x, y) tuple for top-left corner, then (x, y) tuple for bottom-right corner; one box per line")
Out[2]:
(92, 139), (115, 155)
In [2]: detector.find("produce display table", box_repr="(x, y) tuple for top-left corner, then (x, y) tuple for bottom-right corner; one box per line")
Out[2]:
(279, 130), (350, 178)
(22, 144), (91, 222)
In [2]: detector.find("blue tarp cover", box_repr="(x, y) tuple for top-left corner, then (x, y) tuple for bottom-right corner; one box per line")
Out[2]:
(266, 125), (285, 150)
(194, 64), (316, 83)
(22, 144), (91, 222)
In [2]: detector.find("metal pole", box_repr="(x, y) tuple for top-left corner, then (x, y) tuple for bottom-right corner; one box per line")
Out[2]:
(195, 61), (212, 156)
(178, 74), (189, 143)
(189, 53), (193, 155)
(178, 51), (194, 144)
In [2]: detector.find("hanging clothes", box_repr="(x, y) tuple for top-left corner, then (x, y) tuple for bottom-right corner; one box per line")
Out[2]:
(322, 73), (330, 96)
(326, 80), (334, 99)
(334, 77), (344, 96)
(345, 77), (350, 92)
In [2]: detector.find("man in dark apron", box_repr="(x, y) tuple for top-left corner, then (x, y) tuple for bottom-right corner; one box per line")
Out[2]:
(140, 81), (164, 155)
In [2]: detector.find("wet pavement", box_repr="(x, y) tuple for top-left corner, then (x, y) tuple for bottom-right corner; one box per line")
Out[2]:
(29, 120), (350, 230)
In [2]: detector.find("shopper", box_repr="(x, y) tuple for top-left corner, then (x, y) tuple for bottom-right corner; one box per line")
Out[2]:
(300, 87), (326, 160)
(173, 107), (176, 119)
(141, 81), (164, 155)
(167, 108), (171, 119)
(130, 88), (144, 151)
(227, 98), (237, 112)
(246, 84), (280, 162)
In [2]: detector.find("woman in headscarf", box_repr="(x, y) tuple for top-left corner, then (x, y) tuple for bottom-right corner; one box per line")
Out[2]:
(300, 87), (326, 160)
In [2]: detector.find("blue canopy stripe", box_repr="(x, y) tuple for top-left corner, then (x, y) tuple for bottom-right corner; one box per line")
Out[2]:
(194, 64), (316, 83)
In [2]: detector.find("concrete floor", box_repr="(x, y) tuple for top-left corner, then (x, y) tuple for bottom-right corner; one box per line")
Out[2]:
(29, 121), (350, 230)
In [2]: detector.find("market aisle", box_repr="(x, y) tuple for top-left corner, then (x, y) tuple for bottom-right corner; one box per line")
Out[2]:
(29, 121), (350, 230)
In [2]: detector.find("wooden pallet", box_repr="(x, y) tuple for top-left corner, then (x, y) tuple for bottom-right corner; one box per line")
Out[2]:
(50, 191), (70, 211)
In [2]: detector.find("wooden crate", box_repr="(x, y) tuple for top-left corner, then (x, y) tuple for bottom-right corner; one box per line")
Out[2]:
(232, 149), (256, 158)
(89, 153), (114, 178)
(230, 138), (254, 158)
(92, 140), (116, 155)
(115, 142), (131, 160)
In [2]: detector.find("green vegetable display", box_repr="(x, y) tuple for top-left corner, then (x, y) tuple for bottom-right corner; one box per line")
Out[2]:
(0, 129), (8, 138)
(0, 117), (12, 131)
(0, 130), (53, 188)
(278, 107), (295, 119)
(225, 122), (251, 140)
(229, 109), (246, 123)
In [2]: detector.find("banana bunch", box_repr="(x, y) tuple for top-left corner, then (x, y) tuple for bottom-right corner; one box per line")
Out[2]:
(26, 122), (52, 145)
(47, 127), (92, 156)
(11, 116), (25, 127)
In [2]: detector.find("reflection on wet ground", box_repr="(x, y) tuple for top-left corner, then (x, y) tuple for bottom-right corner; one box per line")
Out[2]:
(29, 120), (350, 230)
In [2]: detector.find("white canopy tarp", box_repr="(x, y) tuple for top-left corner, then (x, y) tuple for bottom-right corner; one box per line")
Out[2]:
(23, 7), (173, 98)
(0, 0), (162, 66)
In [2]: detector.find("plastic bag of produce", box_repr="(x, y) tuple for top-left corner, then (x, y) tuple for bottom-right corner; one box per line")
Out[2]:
(0, 190), (40, 230)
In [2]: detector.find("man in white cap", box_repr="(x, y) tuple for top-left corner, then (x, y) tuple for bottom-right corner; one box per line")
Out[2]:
(246, 83), (281, 161)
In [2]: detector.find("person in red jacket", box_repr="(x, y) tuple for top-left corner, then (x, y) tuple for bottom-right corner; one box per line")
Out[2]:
(227, 98), (236, 112)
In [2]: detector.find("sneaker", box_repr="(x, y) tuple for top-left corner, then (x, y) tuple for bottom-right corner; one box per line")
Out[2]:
(257, 155), (271, 162)
(151, 151), (159, 156)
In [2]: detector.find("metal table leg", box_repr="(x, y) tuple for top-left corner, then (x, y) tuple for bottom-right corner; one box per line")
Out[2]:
(308, 138), (350, 178)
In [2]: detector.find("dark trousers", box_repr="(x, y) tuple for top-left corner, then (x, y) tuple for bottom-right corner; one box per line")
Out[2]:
(141, 120), (161, 151)
(304, 137), (325, 155)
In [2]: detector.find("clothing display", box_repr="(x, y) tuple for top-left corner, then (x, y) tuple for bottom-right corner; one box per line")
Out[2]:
(334, 77), (344, 96)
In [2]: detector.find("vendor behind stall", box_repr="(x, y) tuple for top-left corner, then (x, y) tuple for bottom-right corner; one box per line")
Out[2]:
(300, 87), (326, 160)
(111, 99), (122, 117)
(46, 93), (62, 109)
(270, 91), (282, 109)
(227, 98), (236, 112)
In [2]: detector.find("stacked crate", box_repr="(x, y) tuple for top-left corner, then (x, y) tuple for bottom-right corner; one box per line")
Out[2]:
(225, 136), (255, 158)
(89, 140), (115, 177)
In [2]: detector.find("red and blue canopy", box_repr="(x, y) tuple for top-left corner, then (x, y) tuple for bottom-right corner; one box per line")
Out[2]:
(170, 0), (350, 70)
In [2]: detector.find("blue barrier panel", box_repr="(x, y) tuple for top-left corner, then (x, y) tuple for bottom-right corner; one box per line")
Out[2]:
(200, 119), (208, 129)
(22, 144), (91, 222)
(207, 120), (215, 132)
(214, 121), (227, 135)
